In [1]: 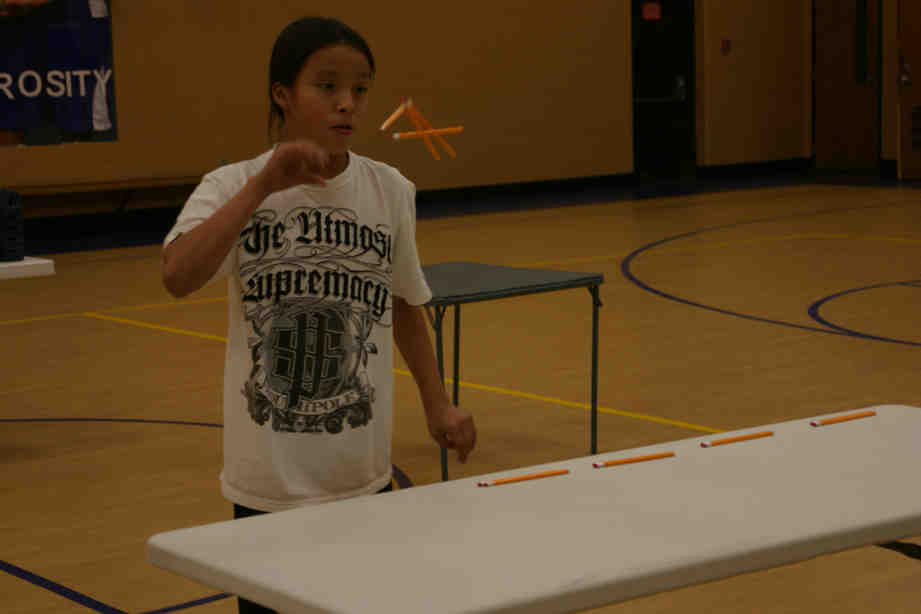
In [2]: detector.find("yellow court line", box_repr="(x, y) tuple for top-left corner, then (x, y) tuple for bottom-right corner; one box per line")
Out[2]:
(393, 368), (722, 434)
(529, 253), (631, 268)
(529, 234), (921, 270)
(8, 234), (920, 325)
(658, 234), (921, 256)
(0, 297), (227, 326)
(83, 312), (228, 343)
(98, 296), (227, 314)
(662, 234), (851, 255)
(79, 311), (716, 434)
(0, 313), (82, 326)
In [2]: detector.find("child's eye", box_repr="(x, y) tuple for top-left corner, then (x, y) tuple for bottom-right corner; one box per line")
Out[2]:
(317, 82), (335, 91)
(355, 86), (369, 95)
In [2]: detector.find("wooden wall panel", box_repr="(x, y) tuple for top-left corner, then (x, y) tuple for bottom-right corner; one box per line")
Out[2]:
(696, 0), (812, 167)
(0, 1), (633, 195)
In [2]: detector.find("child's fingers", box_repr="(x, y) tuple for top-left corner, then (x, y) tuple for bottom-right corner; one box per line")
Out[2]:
(277, 141), (328, 176)
(292, 140), (329, 170)
(434, 430), (454, 450)
(428, 406), (476, 462)
(307, 149), (330, 173)
(286, 148), (327, 186)
(456, 431), (475, 463)
(448, 421), (476, 463)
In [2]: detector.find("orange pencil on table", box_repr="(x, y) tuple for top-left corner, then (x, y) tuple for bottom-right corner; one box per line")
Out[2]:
(477, 469), (569, 487)
(700, 430), (773, 448)
(393, 126), (464, 140)
(810, 410), (876, 427)
(593, 451), (675, 469)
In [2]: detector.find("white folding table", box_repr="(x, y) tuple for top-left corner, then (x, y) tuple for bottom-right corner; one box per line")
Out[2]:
(148, 404), (921, 614)
(0, 256), (54, 279)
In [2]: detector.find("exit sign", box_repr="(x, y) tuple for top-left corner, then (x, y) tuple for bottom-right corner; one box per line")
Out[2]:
(642, 1), (662, 21)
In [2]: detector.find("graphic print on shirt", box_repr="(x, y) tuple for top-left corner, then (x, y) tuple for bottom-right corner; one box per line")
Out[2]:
(239, 206), (392, 434)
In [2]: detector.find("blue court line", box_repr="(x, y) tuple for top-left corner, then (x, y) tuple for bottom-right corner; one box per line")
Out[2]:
(0, 559), (129, 614)
(138, 592), (233, 614)
(4, 418), (414, 612)
(622, 230), (854, 336)
(807, 280), (921, 347)
(2, 556), (232, 614)
(621, 202), (921, 346)
(1, 418), (415, 488)
(0, 417), (223, 428)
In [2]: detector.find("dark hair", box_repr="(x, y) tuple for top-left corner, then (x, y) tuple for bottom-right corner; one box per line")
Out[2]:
(268, 16), (376, 140)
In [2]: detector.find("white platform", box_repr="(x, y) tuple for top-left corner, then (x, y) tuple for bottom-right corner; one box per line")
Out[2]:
(147, 405), (921, 614)
(0, 257), (55, 280)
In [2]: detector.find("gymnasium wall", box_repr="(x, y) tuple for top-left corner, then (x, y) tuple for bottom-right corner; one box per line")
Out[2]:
(4, 1), (900, 201)
(695, 0), (812, 167)
(0, 1), (633, 195)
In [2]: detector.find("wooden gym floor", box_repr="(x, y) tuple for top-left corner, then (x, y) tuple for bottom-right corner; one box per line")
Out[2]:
(2, 181), (920, 613)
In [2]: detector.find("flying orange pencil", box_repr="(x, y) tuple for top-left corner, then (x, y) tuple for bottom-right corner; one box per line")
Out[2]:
(379, 100), (407, 131)
(404, 100), (440, 160)
(393, 126), (464, 141)
(407, 100), (457, 158)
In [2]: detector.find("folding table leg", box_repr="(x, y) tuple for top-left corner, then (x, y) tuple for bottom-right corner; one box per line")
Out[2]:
(452, 304), (461, 407)
(442, 304), (461, 481)
(589, 286), (602, 454)
(429, 305), (450, 481)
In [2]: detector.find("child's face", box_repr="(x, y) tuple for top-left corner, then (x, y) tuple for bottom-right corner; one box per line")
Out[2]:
(274, 44), (373, 155)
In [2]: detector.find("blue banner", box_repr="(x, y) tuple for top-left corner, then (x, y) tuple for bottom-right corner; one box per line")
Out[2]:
(0, 1), (115, 141)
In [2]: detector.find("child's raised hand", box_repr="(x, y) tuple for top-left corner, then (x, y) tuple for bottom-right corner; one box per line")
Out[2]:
(258, 140), (331, 194)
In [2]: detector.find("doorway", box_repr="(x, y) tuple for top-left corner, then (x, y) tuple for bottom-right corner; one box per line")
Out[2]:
(897, 0), (921, 178)
(632, 0), (696, 182)
(813, 0), (881, 172)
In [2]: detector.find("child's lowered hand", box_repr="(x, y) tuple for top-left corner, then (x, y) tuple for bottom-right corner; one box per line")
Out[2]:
(426, 402), (477, 463)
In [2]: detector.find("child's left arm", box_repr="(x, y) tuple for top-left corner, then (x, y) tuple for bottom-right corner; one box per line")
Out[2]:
(393, 296), (476, 463)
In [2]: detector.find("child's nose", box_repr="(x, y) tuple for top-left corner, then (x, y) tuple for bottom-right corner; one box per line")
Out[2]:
(337, 93), (356, 112)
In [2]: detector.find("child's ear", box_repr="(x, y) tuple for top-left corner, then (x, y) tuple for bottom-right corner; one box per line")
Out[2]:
(271, 83), (290, 112)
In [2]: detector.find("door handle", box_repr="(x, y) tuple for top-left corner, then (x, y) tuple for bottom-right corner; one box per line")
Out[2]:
(901, 62), (913, 87)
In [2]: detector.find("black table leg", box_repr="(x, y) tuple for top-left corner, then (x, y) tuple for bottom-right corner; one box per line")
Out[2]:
(441, 304), (461, 481)
(429, 305), (449, 481)
(589, 286), (602, 454)
(453, 304), (461, 407)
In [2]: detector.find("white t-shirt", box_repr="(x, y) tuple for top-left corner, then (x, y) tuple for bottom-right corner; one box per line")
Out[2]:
(165, 149), (432, 511)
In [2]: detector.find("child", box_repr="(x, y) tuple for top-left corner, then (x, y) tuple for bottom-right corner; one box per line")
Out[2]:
(161, 16), (476, 613)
